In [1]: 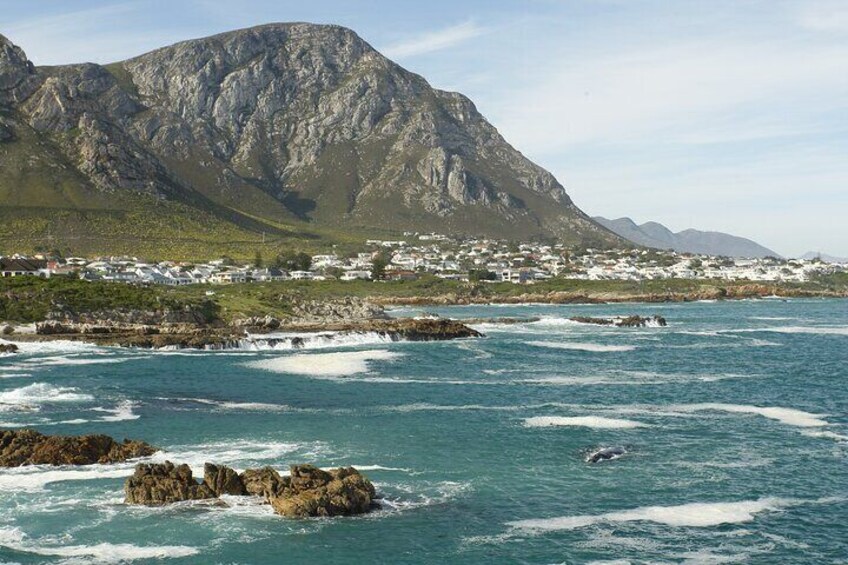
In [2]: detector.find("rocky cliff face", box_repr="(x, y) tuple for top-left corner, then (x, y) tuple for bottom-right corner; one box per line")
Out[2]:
(0, 25), (620, 244)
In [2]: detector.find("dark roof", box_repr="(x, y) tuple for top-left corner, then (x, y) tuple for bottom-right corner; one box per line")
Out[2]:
(0, 258), (47, 272)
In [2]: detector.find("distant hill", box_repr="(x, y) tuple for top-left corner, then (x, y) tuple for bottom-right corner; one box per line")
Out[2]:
(0, 24), (621, 258)
(800, 252), (847, 263)
(593, 217), (779, 258)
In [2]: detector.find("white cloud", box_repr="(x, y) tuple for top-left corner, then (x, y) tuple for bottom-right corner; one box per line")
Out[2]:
(381, 21), (485, 59)
(488, 38), (848, 155)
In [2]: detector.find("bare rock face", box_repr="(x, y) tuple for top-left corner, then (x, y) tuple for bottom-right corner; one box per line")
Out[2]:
(269, 464), (376, 518)
(125, 461), (377, 518)
(124, 461), (216, 505)
(0, 34), (39, 107)
(204, 463), (247, 496)
(0, 26), (622, 245)
(0, 429), (156, 467)
(240, 466), (284, 498)
(287, 297), (389, 324)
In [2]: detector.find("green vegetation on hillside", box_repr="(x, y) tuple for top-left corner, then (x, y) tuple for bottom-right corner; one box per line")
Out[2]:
(1, 275), (845, 325)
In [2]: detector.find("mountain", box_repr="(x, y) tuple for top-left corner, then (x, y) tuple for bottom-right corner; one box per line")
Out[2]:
(593, 217), (779, 258)
(0, 24), (620, 257)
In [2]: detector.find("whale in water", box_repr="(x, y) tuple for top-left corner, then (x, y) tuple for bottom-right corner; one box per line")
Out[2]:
(585, 446), (626, 463)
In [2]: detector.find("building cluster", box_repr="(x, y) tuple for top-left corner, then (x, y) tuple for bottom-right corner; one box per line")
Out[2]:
(1, 233), (845, 285)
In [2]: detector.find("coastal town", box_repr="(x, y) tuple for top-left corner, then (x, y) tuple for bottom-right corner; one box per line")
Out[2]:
(1, 234), (845, 286)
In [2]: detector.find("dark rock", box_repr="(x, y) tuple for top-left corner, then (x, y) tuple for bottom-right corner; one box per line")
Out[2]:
(0, 429), (156, 467)
(269, 464), (376, 518)
(0, 343), (17, 354)
(204, 463), (246, 496)
(280, 318), (482, 341)
(570, 315), (666, 328)
(585, 446), (627, 463)
(125, 461), (216, 505)
(36, 321), (75, 335)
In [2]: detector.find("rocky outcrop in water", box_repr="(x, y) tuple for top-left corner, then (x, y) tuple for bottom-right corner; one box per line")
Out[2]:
(270, 464), (377, 518)
(240, 466), (285, 498)
(0, 429), (157, 467)
(280, 318), (481, 340)
(0, 343), (17, 354)
(570, 315), (667, 327)
(125, 461), (216, 505)
(204, 462), (247, 496)
(124, 462), (377, 518)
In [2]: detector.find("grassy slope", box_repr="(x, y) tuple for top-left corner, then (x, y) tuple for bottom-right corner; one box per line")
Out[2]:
(2, 274), (845, 324)
(0, 107), (393, 259)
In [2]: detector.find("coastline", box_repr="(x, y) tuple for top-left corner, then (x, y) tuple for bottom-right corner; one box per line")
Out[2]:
(368, 283), (848, 307)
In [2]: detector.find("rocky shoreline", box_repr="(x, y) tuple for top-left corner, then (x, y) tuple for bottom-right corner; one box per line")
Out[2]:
(4, 317), (481, 350)
(369, 284), (844, 306)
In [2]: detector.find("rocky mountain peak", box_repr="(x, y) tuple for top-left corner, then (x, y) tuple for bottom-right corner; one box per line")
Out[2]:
(0, 34), (38, 107)
(0, 23), (621, 248)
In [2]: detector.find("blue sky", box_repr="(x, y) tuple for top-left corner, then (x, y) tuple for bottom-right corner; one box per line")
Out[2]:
(3, 0), (847, 256)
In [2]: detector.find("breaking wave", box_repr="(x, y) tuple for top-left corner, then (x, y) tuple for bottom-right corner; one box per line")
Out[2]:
(524, 416), (647, 429)
(245, 349), (404, 377)
(0, 526), (198, 562)
(527, 341), (637, 353)
(508, 498), (791, 532)
(0, 382), (93, 411)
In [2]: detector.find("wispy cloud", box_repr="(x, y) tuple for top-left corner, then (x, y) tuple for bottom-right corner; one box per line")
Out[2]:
(797, 0), (848, 32)
(3, 2), (191, 64)
(381, 21), (485, 59)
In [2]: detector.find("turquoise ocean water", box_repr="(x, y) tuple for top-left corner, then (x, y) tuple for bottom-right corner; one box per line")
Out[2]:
(0, 298), (846, 564)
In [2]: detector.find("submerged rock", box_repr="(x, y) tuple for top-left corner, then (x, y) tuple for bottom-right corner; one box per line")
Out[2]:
(0, 429), (157, 467)
(125, 461), (216, 505)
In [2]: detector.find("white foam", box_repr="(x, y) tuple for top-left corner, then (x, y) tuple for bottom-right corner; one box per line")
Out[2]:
(524, 416), (647, 429)
(730, 326), (848, 336)
(4, 340), (106, 355)
(508, 498), (789, 532)
(0, 383), (93, 410)
(92, 400), (139, 422)
(0, 465), (136, 492)
(237, 331), (398, 351)
(246, 349), (403, 377)
(801, 430), (848, 442)
(528, 341), (637, 352)
(21, 355), (135, 367)
(669, 403), (829, 428)
(0, 372), (32, 379)
(152, 439), (320, 470)
(0, 526), (198, 562)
